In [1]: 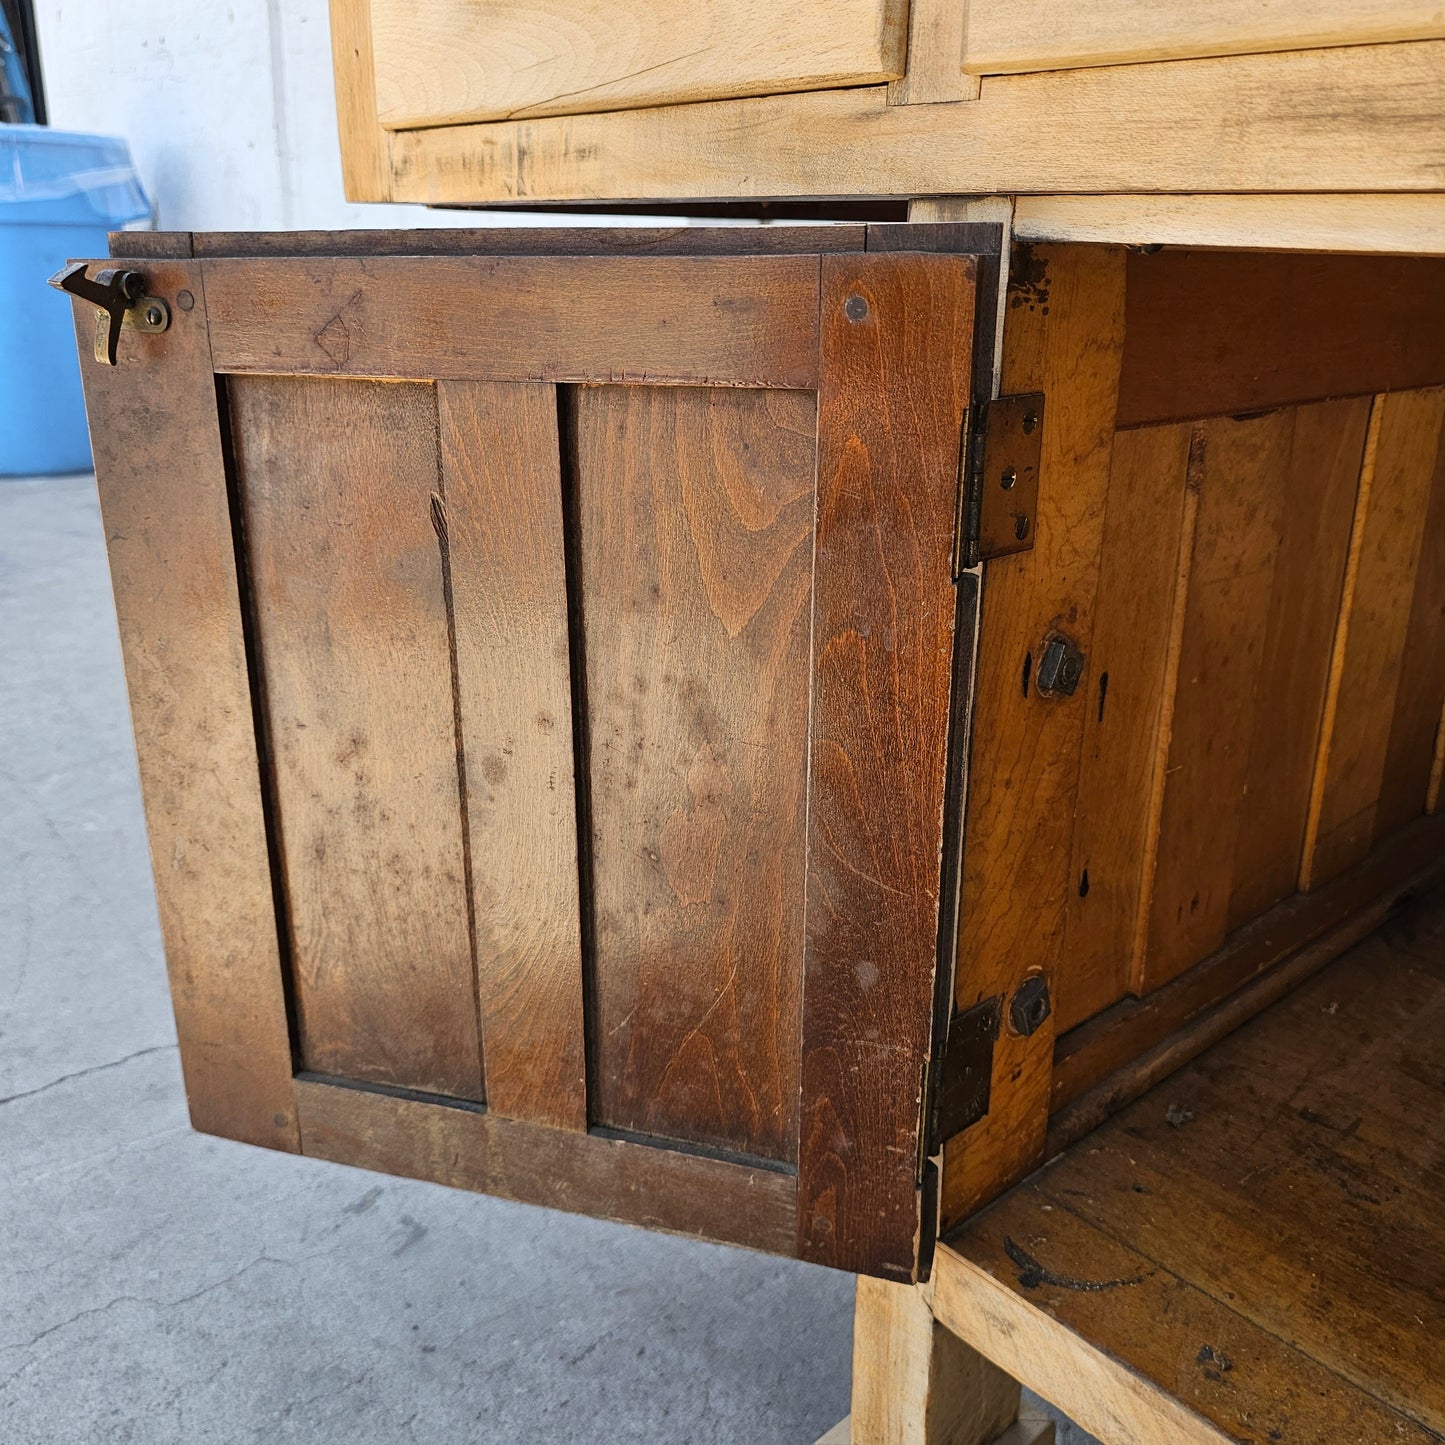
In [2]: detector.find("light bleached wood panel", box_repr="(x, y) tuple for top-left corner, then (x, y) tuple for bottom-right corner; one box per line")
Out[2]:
(369, 0), (907, 130)
(964, 0), (1445, 75)
(384, 41), (1445, 203)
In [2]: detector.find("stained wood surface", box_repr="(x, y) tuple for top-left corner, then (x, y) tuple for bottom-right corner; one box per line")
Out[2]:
(1303, 388), (1445, 889)
(438, 380), (586, 1130)
(797, 252), (974, 1276)
(949, 886), (1445, 1444)
(294, 1077), (797, 1256)
(1052, 811), (1445, 1114)
(201, 255), (821, 388)
(963, 0), (1445, 74)
(74, 262), (298, 1153)
(369, 0), (906, 128)
(941, 245), (1126, 1225)
(1060, 421), (1195, 1029)
(381, 42), (1445, 205)
(1118, 252), (1445, 428)
(230, 376), (483, 1100)
(574, 385), (816, 1161)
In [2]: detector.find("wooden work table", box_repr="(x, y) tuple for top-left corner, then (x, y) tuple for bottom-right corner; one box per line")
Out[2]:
(915, 884), (1445, 1444)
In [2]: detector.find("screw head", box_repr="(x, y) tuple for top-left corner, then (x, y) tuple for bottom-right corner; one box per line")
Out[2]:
(1021, 410), (1039, 435)
(176, 289), (195, 311)
(144, 304), (164, 327)
(1000, 466), (1018, 491)
(844, 294), (869, 323)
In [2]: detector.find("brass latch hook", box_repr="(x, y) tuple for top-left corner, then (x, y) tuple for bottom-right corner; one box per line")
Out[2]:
(48, 262), (170, 366)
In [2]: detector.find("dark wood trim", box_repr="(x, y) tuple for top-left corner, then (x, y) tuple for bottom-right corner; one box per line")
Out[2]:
(75, 261), (298, 1152)
(200, 254), (822, 387)
(110, 231), (195, 259)
(1117, 249), (1445, 429)
(797, 252), (976, 1278)
(1051, 811), (1445, 1115)
(293, 1077), (798, 1256)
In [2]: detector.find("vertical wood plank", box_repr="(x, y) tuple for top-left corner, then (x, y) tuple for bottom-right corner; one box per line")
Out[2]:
(1374, 415), (1445, 840)
(576, 385), (817, 1161)
(329, 0), (392, 202)
(1060, 421), (1194, 1031)
(438, 380), (586, 1131)
(849, 1276), (1021, 1445)
(1226, 397), (1371, 928)
(941, 245), (1126, 1225)
(1140, 410), (1294, 992)
(799, 252), (974, 1275)
(1303, 387), (1445, 889)
(75, 261), (298, 1152)
(232, 376), (483, 1100)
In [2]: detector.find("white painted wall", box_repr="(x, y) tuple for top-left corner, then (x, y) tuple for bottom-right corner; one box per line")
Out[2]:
(30, 0), (635, 232)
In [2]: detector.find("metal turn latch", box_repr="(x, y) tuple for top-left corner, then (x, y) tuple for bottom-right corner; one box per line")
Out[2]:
(48, 262), (170, 366)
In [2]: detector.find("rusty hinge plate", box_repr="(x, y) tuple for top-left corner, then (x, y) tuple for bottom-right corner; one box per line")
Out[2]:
(928, 995), (1001, 1149)
(957, 392), (1044, 571)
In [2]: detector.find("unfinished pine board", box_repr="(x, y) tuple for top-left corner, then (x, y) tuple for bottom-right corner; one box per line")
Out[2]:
(1303, 387), (1445, 890)
(382, 42), (1445, 204)
(437, 380), (586, 1131)
(330, 0), (391, 201)
(369, 0), (907, 129)
(1226, 398), (1372, 929)
(887, 0), (976, 105)
(1137, 412), (1294, 994)
(574, 385), (816, 1162)
(1010, 194), (1445, 257)
(72, 262), (299, 1154)
(963, 0), (1445, 74)
(848, 1276), (1020, 1445)
(230, 376), (483, 1101)
(1059, 422), (1194, 1031)
(947, 886), (1445, 1445)
(941, 245), (1125, 1225)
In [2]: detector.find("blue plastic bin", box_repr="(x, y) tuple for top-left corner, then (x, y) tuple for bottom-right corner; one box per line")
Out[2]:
(0, 125), (152, 475)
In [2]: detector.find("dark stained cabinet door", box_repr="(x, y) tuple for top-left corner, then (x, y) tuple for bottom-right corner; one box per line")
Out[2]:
(73, 232), (977, 1280)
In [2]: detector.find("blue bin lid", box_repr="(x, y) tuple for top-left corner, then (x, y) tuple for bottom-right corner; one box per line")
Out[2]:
(0, 123), (152, 227)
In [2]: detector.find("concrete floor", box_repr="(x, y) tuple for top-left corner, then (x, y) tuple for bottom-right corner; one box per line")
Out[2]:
(0, 473), (1089, 1444)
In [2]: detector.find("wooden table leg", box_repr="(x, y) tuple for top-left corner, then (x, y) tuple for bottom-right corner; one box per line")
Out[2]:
(818, 1276), (1055, 1445)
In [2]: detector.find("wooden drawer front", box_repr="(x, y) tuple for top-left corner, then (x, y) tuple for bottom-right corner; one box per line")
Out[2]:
(76, 240), (976, 1279)
(368, 0), (907, 130)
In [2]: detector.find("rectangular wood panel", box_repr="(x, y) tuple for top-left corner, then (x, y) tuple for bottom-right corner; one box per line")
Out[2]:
(1140, 411), (1294, 993)
(438, 380), (587, 1131)
(798, 252), (974, 1276)
(574, 385), (816, 1161)
(202, 255), (821, 388)
(1060, 421), (1195, 1031)
(1303, 387), (1445, 889)
(369, 0), (907, 129)
(964, 0), (1445, 74)
(231, 376), (483, 1100)
(74, 262), (298, 1153)
(941, 245), (1125, 1223)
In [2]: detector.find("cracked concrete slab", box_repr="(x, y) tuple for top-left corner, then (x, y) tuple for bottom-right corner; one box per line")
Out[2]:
(0, 474), (1093, 1444)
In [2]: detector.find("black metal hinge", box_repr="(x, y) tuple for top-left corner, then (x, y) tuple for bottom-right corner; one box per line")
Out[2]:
(924, 994), (1002, 1159)
(955, 392), (1045, 573)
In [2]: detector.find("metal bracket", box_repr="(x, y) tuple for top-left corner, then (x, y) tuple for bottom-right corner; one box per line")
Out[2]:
(956, 392), (1044, 572)
(928, 994), (1001, 1150)
(48, 262), (170, 366)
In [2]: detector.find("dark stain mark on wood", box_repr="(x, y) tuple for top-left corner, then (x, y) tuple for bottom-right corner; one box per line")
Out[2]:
(1004, 1235), (1145, 1292)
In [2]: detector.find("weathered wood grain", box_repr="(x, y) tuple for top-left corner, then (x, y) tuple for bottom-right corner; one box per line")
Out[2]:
(330, 0), (391, 202)
(438, 379), (586, 1130)
(294, 1077), (797, 1255)
(1303, 387), (1445, 888)
(370, 0), (906, 128)
(1139, 412), (1295, 992)
(798, 252), (974, 1276)
(201, 255), (821, 388)
(75, 261), (298, 1152)
(941, 245), (1125, 1225)
(574, 384), (816, 1161)
(230, 376), (482, 1100)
